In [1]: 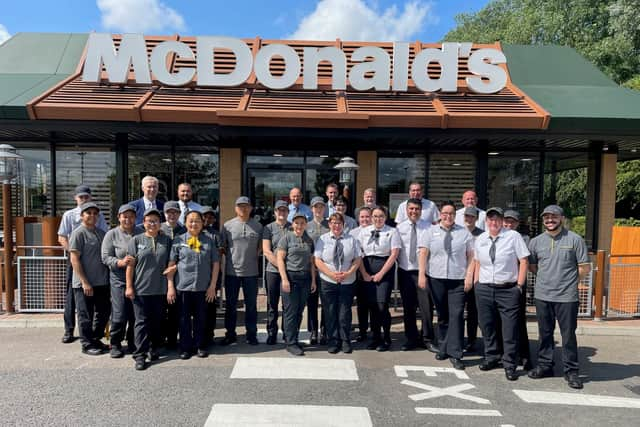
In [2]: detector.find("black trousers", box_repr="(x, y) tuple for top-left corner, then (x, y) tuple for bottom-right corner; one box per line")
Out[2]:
(224, 275), (258, 339)
(397, 268), (435, 343)
(429, 277), (465, 359)
(518, 284), (531, 360)
(63, 262), (75, 334)
(132, 294), (165, 360)
(110, 285), (135, 349)
(73, 286), (110, 349)
(163, 297), (180, 347)
(464, 287), (478, 343)
(265, 271), (284, 338)
(282, 271), (311, 345)
(320, 280), (355, 346)
(535, 299), (579, 373)
(204, 301), (217, 346)
(178, 290), (207, 353)
(306, 273), (324, 336)
(363, 256), (395, 341)
(355, 276), (370, 337)
(475, 283), (520, 369)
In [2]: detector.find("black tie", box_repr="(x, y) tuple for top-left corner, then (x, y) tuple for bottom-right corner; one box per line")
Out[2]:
(332, 235), (344, 270)
(444, 227), (453, 256)
(369, 230), (380, 245)
(489, 236), (499, 264)
(409, 223), (417, 263)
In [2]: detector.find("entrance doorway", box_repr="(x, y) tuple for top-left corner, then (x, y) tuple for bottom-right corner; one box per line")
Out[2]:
(248, 169), (303, 224)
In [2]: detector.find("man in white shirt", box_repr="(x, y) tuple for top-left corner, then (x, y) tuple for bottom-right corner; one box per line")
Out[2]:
(455, 190), (485, 230)
(177, 183), (202, 224)
(130, 175), (164, 225)
(394, 182), (439, 225)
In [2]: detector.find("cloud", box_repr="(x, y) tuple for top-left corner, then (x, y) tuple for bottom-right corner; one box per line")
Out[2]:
(288, 0), (436, 42)
(0, 24), (10, 44)
(97, 0), (185, 33)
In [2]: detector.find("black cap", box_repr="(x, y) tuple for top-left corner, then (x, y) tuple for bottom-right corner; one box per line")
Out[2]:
(117, 204), (136, 215)
(504, 210), (520, 221)
(143, 208), (162, 218)
(80, 202), (99, 213)
(464, 206), (479, 217)
(75, 184), (91, 197)
(486, 207), (504, 217)
(164, 201), (180, 212)
(542, 205), (564, 216)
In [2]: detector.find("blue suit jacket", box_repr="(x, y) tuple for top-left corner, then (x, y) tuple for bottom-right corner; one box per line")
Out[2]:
(130, 198), (165, 225)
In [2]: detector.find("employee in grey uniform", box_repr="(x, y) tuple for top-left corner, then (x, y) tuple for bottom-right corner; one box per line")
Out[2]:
(201, 205), (222, 347)
(126, 208), (173, 370)
(419, 201), (475, 370)
(462, 206), (484, 353)
(167, 210), (220, 359)
(358, 206), (401, 352)
(396, 198), (436, 352)
(69, 202), (110, 355)
(58, 184), (108, 344)
(305, 196), (329, 344)
(334, 196), (357, 233)
(262, 200), (291, 344)
(101, 203), (138, 358)
(277, 212), (316, 356)
(315, 213), (362, 353)
(473, 207), (530, 381)
(220, 196), (263, 345)
(527, 205), (590, 389)
(161, 201), (187, 239)
(350, 206), (372, 342)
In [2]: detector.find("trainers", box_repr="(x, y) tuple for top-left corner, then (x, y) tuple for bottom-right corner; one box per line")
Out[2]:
(110, 345), (124, 359)
(564, 371), (583, 389)
(528, 365), (554, 379)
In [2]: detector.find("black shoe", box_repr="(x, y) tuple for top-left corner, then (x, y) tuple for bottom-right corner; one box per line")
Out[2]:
(266, 335), (277, 345)
(425, 342), (440, 354)
(149, 350), (160, 361)
(82, 347), (103, 356)
(246, 336), (259, 346)
(179, 352), (191, 360)
(376, 342), (390, 352)
(564, 371), (583, 389)
(505, 368), (518, 381)
(94, 341), (109, 351)
(342, 342), (353, 354)
(134, 358), (147, 371)
(401, 342), (418, 351)
(197, 349), (209, 358)
(287, 344), (304, 356)
(528, 365), (554, 379)
(479, 359), (500, 371)
(320, 335), (328, 345)
(220, 335), (237, 346)
(165, 341), (178, 350)
(309, 332), (318, 345)
(463, 340), (476, 353)
(522, 358), (533, 371)
(110, 345), (124, 359)
(367, 338), (381, 350)
(435, 352), (447, 361)
(61, 332), (75, 344)
(356, 333), (367, 342)
(328, 345), (340, 354)
(450, 358), (465, 370)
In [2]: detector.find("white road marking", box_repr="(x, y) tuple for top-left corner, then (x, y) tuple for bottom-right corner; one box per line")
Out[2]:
(230, 357), (359, 381)
(394, 365), (470, 380)
(402, 380), (491, 404)
(256, 329), (311, 344)
(415, 408), (503, 416)
(204, 404), (372, 426)
(513, 389), (640, 409)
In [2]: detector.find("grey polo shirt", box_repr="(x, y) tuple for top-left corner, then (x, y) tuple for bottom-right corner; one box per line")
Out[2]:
(101, 226), (138, 288)
(263, 221), (291, 273)
(127, 234), (172, 295)
(528, 228), (589, 303)
(306, 219), (329, 243)
(314, 232), (361, 285)
(69, 225), (109, 288)
(277, 231), (315, 272)
(58, 206), (108, 238)
(170, 233), (219, 292)
(221, 217), (263, 277)
(421, 224), (474, 280)
(161, 222), (186, 240)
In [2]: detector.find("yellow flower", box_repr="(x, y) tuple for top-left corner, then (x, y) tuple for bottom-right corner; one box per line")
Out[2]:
(187, 235), (201, 253)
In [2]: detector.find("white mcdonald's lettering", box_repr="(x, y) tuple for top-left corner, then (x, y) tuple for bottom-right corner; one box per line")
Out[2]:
(82, 33), (508, 94)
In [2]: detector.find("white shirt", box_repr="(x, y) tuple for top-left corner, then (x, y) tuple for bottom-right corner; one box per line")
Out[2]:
(395, 198), (439, 224)
(358, 224), (402, 257)
(314, 232), (361, 285)
(474, 228), (530, 284)
(421, 224), (474, 280)
(396, 219), (430, 271)
(143, 197), (157, 210)
(454, 207), (486, 230)
(178, 200), (203, 224)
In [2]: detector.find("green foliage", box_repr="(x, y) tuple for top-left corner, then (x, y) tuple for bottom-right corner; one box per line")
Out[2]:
(566, 215), (586, 237)
(614, 217), (640, 226)
(543, 168), (587, 218)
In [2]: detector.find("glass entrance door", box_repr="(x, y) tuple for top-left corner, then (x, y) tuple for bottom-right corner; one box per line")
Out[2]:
(248, 169), (303, 224)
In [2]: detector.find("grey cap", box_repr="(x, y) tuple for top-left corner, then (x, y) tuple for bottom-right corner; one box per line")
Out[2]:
(464, 206), (479, 217)
(118, 204), (136, 215)
(80, 202), (99, 213)
(274, 200), (289, 210)
(235, 196), (251, 206)
(486, 207), (504, 217)
(310, 196), (326, 207)
(542, 205), (564, 216)
(143, 208), (162, 218)
(291, 212), (308, 221)
(164, 201), (180, 212)
(201, 206), (215, 215)
(504, 210), (520, 221)
(75, 184), (91, 197)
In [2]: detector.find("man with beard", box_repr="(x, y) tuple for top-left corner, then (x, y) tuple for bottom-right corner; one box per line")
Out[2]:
(527, 205), (590, 389)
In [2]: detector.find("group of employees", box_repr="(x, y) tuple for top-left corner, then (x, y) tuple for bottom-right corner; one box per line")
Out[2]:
(58, 177), (590, 389)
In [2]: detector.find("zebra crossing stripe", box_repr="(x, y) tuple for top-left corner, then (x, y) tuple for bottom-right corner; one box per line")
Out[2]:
(415, 408), (503, 416)
(204, 404), (373, 426)
(230, 357), (359, 381)
(513, 389), (640, 409)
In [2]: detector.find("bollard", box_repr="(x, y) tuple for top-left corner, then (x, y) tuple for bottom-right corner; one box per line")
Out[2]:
(593, 250), (606, 321)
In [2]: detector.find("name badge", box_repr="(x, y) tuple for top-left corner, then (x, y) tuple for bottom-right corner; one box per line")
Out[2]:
(137, 244), (147, 251)
(433, 232), (441, 236)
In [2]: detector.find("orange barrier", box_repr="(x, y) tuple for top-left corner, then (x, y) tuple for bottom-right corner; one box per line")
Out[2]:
(608, 227), (640, 315)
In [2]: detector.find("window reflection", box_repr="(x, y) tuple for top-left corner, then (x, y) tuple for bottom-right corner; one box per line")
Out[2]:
(378, 153), (426, 219)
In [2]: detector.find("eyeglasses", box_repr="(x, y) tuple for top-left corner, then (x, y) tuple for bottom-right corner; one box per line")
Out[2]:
(144, 220), (160, 225)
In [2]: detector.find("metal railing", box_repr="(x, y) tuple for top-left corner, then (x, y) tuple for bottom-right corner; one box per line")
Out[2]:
(16, 254), (68, 312)
(607, 254), (640, 318)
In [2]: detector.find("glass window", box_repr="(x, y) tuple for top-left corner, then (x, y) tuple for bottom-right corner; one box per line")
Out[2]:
(429, 153), (476, 207)
(128, 144), (172, 203)
(378, 152), (426, 220)
(305, 151), (350, 203)
(246, 150), (304, 167)
(176, 149), (219, 209)
(56, 145), (116, 225)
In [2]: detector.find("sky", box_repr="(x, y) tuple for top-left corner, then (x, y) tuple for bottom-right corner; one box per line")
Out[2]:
(0, 0), (491, 45)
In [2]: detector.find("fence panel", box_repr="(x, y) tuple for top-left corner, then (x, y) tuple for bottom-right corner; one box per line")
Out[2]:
(16, 256), (67, 312)
(526, 262), (594, 317)
(607, 256), (640, 318)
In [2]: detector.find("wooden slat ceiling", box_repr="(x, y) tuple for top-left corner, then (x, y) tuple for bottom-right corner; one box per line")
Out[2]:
(29, 35), (549, 129)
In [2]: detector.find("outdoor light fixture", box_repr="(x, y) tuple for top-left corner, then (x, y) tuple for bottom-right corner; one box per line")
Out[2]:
(334, 157), (359, 184)
(0, 144), (23, 313)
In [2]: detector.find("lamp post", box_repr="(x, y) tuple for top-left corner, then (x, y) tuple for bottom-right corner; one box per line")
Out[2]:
(0, 144), (23, 313)
(334, 156), (359, 206)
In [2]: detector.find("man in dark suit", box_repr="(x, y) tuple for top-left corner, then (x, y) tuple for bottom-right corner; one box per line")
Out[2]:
(130, 175), (164, 225)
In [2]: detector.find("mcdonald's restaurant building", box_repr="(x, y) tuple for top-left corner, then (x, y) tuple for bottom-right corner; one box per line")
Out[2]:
(1, 32), (639, 253)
